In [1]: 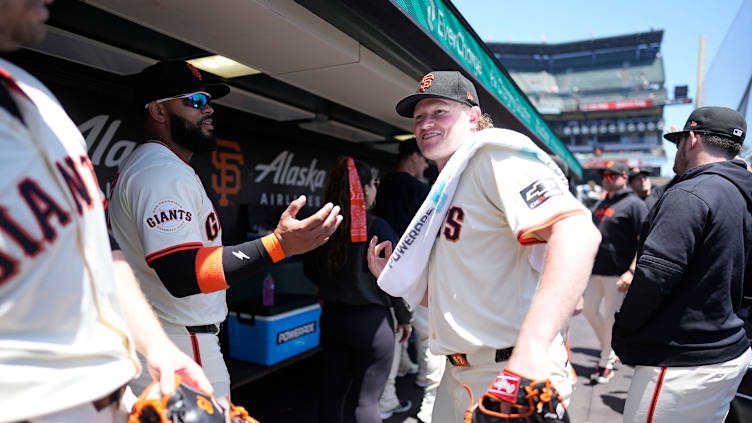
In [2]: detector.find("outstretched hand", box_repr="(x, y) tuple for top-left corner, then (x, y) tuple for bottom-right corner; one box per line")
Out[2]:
(367, 235), (393, 279)
(274, 196), (343, 256)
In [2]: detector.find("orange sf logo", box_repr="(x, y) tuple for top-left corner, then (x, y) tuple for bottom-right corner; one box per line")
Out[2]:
(212, 139), (244, 207)
(196, 396), (214, 414)
(419, 74), (434, 92)
(186, 62), (203, 80)
(690, 121), (698, 127)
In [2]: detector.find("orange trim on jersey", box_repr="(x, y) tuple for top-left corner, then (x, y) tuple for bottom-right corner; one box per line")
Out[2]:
(195, 246), (228, 294)
(261, 233), (286, 263)
(516, 209), (585, 245)
(145, 242), (203, 264)
(190, 334), (202, 367)
(647, 367), (666, 423)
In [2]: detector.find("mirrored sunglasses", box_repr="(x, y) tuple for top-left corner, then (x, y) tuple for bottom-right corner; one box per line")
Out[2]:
(145, 91), (211, 110)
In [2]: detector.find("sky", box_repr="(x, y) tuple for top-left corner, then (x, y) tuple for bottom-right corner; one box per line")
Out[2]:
(452, 0), (747, 176)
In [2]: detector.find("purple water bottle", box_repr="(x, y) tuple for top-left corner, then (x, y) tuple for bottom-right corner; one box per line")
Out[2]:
(262, 273), (275, 307)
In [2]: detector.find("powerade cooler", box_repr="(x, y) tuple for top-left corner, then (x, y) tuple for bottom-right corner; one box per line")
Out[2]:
(227, 294), (321, 366)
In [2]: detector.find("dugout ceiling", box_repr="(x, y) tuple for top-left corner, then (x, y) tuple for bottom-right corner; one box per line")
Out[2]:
(24, 0), (577, 173)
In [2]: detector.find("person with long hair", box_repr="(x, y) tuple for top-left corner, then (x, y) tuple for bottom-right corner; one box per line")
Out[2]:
(304, 156), (410, 423)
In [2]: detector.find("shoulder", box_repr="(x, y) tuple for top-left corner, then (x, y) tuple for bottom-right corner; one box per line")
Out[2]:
(120, 144), (191, 179)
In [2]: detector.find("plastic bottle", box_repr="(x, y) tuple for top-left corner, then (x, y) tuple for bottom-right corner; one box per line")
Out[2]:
(262, 273), (275, 307)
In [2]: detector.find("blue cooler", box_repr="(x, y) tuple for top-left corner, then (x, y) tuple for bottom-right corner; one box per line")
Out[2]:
(227, 294), (321, 366)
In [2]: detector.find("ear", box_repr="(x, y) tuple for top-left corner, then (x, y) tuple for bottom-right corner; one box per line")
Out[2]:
(468, 105), (482, 124)
(687, 131), (700, 150)
(147, 101), (168, 124)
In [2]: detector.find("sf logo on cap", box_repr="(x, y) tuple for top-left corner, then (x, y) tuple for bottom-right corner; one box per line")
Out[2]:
(419, 74), (434, 92)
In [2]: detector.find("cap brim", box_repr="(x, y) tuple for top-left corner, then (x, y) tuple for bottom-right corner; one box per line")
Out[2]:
(663, 131), (688, 143)
(396, 93), (473, 118)
(205, 83), (230, 101)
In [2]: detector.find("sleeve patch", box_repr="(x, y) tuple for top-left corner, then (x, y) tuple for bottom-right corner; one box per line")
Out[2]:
(519, 178), (562, 209)
(144, 200), (193, 233)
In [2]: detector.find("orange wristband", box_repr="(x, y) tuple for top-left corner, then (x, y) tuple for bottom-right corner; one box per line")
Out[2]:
(261, 233), (286, 263)
(195, 246), (229, 294)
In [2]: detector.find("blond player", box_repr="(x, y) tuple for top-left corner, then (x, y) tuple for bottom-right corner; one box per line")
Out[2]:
(0, 2), (211, 422)
(108, 61), (341, 403)
(369, 71), (601, 422)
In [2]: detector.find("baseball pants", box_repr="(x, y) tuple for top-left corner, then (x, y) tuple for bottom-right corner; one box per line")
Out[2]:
(127, 320), (230, 409)
(25, 394), (128, 423)
(583, 274), (622, 368)
(432, 333), (572, 423)
(379, 309), (408, 414)
(623, 348), (752, 423)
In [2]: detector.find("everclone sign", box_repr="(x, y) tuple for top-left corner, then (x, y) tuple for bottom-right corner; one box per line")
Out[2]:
(393, 0), (582, 176)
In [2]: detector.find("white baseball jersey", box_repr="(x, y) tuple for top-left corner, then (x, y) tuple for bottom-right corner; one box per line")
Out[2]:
(426, 144), (587, 355)
(108, 141), (226, 326)
(0, 58), (138, 422)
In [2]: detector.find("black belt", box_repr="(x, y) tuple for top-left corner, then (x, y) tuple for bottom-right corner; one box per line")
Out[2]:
(446, 347), (514, 367)
(186, 324), (220, 334)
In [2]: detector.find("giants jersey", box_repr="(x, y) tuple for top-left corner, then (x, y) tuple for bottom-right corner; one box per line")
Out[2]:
(427, 144), (587, 355)
(0, 58), (137, 422)
(109, 142), (226, 326)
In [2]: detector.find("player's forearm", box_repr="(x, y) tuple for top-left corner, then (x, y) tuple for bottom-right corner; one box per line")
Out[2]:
(112, 250), (172, 355)
(510, 215), (600, 378)
(149, 234), (285, 297)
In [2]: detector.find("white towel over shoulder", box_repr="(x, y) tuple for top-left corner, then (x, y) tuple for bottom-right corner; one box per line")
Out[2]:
(377, 128), (566, 307)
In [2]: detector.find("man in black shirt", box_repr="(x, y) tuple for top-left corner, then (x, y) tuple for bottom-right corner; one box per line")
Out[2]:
(613, 107), (751, 422)
(628, 167), (652, 200)
(583, 161), (647, 384)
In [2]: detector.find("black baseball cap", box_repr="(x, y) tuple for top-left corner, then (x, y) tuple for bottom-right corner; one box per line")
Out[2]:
(664, 106), (746, 144)
(628, 167), (650, 182)
(600, 161), (628, 176)
(396, 71), (479, 118)
(136, 60), (230, 107)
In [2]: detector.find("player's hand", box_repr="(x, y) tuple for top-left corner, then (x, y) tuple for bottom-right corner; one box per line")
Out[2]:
(367, 235), (393, 278)
(274, 196), (343, 256)
(143, 341), (213, 395)
(397, 324), (412, 343)
(617, 270), (633, 293)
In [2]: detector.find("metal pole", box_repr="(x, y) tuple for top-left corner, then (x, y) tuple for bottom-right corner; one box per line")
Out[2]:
(697, 35), (705, 108)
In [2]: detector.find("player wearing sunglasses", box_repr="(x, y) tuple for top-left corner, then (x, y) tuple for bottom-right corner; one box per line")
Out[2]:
(108, 61), (343, 404)
(584, 161), (647, 384)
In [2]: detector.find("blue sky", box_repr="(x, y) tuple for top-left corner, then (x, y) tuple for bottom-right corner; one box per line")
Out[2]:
(452, 0), (746, 176)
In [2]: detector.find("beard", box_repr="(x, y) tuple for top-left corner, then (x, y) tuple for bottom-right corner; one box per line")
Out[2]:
(673, 142), (688, 175)
(168, 112), (217, 154)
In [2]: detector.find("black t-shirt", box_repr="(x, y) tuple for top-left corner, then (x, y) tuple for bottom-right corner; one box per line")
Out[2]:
(373, 171), (430, 237)
(592, 188), (648, 275)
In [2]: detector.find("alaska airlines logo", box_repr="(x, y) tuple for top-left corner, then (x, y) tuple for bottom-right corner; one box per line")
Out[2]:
(145, 200), (192, 232)
(79, 115), (137, 168)
(211, 139), (244, 206)
(254, 151), (326, 191)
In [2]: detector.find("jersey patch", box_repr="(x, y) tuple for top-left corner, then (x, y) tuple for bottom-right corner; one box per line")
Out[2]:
(145, 200), (193, 233)
(519, 178), (562, 210)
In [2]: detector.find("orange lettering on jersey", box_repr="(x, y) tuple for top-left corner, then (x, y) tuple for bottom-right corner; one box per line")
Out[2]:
(211, 139), (244, 206)
(196, 396), (214, 414)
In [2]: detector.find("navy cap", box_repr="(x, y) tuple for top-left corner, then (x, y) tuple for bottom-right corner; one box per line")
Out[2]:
(396, 71), (479, 117)
(137, 60), (230, 107)
(628, 167), (650, 182)
(664, 106), (746, 144)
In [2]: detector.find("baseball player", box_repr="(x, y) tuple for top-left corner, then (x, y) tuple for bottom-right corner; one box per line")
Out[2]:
(369, 71), (601, 422)
(108, 61), (342, 404)
(0, 2), (211, 422)
(613, 107), (752, 422)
